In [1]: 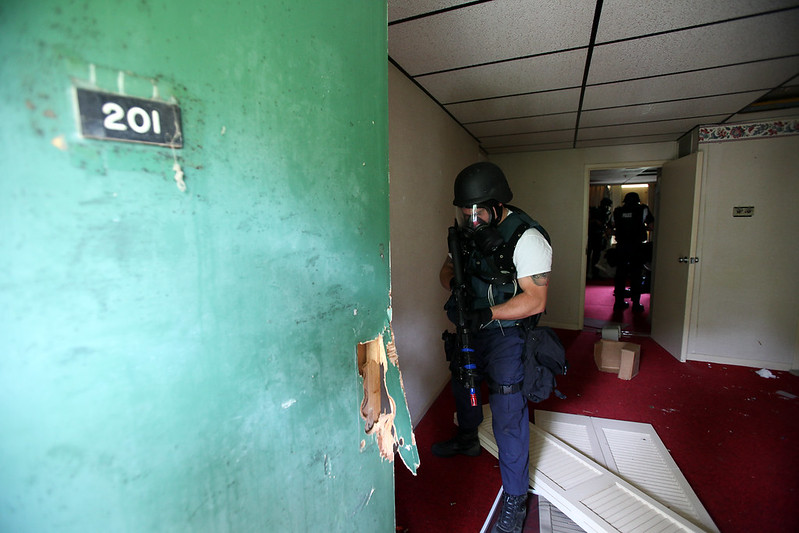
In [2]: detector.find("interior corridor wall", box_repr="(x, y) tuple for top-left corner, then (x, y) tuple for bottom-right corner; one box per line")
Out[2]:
(491, 143), (677, 329)
(388, 63), (483, 424)
(0, 1), (398, 531)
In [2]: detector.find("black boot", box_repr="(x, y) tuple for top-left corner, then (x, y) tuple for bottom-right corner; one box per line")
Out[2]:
(491, 491), (528, 533)
(431, 428), (481, 457)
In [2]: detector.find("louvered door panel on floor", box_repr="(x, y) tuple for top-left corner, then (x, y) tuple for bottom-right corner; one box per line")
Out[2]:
(539, 497), (585, 533)
(535, 410), (718, 533)
(477, 405), (711, 533)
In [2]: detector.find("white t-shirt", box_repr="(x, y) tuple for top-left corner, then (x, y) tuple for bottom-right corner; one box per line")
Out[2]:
(513, 227), (552, 278)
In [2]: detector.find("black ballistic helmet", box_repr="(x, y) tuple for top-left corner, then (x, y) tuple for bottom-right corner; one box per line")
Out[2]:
(453, 162), (513, 206)
(623, 192), (641, 204)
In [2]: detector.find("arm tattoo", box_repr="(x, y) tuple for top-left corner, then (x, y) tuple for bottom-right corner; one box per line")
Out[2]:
(532, 272), (550, 287)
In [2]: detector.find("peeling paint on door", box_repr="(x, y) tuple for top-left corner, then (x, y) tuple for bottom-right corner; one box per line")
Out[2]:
(357, 325), (419, 474)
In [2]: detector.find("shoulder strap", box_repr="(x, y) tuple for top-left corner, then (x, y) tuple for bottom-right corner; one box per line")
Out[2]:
(493, 221), (529, 276)
(492, 205), (550, 275)
(505, 204), (551, 244)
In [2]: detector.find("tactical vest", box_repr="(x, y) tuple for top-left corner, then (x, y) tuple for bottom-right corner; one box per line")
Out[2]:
(614, 203), (649, 244)
(465, 207), (550, 329)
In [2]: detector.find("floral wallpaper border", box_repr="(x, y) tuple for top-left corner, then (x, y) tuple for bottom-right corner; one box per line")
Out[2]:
(698, 120), (799, 143)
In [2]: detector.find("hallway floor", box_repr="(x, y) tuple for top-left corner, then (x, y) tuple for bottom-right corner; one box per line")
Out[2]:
(396, 328), (799, 532)
(584, 277), (651, 335)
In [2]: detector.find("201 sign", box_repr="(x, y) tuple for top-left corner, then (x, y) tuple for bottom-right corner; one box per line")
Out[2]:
(75, 87), (183, 148)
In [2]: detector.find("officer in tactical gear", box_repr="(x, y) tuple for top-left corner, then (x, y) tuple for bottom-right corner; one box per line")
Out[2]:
(612, 191), (654, 312)
(587, 197), (613, 279)
(435, 162), (552, 533)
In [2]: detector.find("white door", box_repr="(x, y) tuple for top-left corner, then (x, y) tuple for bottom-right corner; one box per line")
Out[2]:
(650, 153), (703, 361)
(534, 410), (719, 533)
(477, 406), (707, 533)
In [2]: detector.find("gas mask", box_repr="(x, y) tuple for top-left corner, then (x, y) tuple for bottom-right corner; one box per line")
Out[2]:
(458, 203), (504, 255)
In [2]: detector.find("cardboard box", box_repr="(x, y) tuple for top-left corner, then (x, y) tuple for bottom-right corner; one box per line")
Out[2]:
(594, 339), (641, 380)
(618, 343), (641, 380)
(594, 339), (624, 372)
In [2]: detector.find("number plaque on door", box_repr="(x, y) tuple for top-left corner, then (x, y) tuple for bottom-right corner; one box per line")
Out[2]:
(75, 87), (183, 148)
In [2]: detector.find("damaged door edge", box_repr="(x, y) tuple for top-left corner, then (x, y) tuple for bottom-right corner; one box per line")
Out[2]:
(357, 320), (419, 475)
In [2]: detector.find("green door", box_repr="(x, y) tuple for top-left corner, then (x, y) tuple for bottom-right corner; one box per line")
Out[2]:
(0, 1), (415, 531)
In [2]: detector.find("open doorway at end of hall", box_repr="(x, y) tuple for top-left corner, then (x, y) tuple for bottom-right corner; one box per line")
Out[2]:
(585, 168), (659, 336)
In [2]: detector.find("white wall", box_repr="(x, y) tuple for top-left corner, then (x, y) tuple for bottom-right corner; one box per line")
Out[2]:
(689, 134), (799, 369)
(388, 63), (483, 424)
(491, 144), (677, 329)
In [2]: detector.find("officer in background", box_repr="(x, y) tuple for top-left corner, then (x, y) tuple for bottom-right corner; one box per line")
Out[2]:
(612, 191), (654, 312)
(434, 162), (552, 533)
(587, 197), (613, 279)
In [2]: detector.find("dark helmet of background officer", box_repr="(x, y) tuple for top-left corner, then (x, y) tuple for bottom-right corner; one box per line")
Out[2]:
(453, 162), (512, 207)
(623, 192), (641, 204)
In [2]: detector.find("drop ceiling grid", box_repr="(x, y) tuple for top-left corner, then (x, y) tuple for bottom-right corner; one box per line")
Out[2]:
(387, 1), (799, 154)
(582, 57), (799, 110)
(588, 10), (799, 85)
(480, 129), (574, 148)
(578, 92), (766, 127)
(465, 91), (767, 139)
(467, 112), (577, 137)
(417, 48), (587, 104)
(577, 114), (731, 140)
(387, 0), (469, 24)
(446, 87), (583, 124)
(575, 134), (680, 149)
(729, 107), (799, 123)
(387, 0), (596, 76)
(490, 141), (575, 153)
(594, 0), (799, 42)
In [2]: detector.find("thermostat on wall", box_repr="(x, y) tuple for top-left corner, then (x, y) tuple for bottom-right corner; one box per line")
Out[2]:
(733, 206), (754, 217)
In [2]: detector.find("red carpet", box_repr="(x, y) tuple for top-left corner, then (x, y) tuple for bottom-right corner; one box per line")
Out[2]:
(584, 278), (651, 335)
(396, 326), (799, 532)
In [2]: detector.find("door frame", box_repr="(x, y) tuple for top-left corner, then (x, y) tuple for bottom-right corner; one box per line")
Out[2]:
(581, 160), (669, 330)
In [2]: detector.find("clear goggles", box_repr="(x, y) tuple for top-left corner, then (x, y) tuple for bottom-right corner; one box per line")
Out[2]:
(457, 204), (493, 231)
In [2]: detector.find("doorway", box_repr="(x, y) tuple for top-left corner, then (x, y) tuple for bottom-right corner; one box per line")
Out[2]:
(584, 165), (661, 336)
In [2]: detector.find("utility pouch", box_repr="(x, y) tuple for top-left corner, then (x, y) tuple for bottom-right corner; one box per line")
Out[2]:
(521, 326), (568, 403)
(442, 330), (457, 362)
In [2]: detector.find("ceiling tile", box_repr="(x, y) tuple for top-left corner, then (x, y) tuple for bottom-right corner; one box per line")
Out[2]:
(583, 56), (799, 109)
(388, 0), (595, 76)
(480, 129), (574, 149)
(416, 48), (586, 103)
(588, 9), (799, 85)
(388, 1), (471, 23)
(576, 134), (682, 148)
(726, 109), (799, 122)
(489, 141), (574, 154)
(580, 91), (767, 127)
(467, 113), (577, 137)
(578, 115), (730, 140)
(596, 0), (799, 42)
(446, 88), (582, 123)
(388, 0), (799, 154)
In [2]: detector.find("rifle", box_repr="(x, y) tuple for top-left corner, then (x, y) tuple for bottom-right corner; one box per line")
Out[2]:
(447, 222), (478, 407)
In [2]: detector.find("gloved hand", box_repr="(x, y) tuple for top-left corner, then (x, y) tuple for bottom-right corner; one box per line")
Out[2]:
(468, 307), (493, 330)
